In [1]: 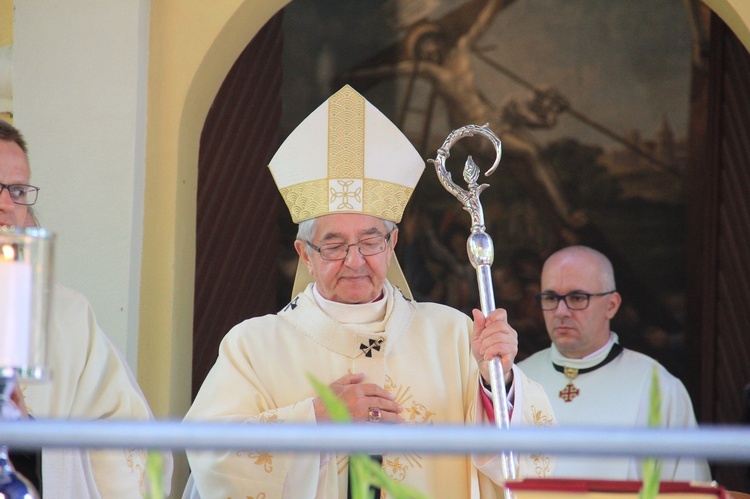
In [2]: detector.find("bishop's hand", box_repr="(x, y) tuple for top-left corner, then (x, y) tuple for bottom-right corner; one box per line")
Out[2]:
(471, 308), (517, 387)
(10, 385), (30, 418)
(313, 372), (404, 423)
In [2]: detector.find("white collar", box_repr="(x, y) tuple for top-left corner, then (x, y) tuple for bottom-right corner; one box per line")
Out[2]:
(550, 332), (618, 369)
(312, 284), (388, 324)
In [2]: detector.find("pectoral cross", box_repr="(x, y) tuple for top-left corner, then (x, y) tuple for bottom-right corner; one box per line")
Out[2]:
(559, 366), (580, 402)
(358, 337), (384, 358)
(283, 297), (299, 312)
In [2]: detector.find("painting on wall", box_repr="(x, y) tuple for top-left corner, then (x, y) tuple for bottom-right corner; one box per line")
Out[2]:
(278, 0), (700, 377)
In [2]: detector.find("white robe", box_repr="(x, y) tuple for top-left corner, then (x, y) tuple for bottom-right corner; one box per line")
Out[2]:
(185, 281), (557, 498)
(20, 283), (173, 498)
(517, 334), (711, 482)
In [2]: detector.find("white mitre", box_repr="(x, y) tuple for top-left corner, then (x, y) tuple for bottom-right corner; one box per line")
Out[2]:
(268, 85), (425, 298)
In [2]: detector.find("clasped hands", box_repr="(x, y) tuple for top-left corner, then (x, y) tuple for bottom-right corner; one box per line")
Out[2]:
(9, 385), (30, 418)
(313, 308), (517, 423)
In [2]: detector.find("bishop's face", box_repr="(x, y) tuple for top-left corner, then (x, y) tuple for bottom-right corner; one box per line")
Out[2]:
(295, 213), (396, 304)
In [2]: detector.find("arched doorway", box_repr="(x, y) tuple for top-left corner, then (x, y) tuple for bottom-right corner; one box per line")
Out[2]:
(192, 11), (286, 397)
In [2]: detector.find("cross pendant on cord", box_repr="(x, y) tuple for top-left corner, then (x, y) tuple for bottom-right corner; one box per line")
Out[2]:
(559, 366), (580, 402)
(559, 382), (580, 402)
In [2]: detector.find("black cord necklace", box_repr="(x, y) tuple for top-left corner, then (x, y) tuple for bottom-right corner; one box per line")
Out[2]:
(552, 343), (624, 402)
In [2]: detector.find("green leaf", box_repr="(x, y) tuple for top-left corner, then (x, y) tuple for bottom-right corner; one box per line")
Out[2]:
(639, 458), (663, 499)
(308, 374), (429, 499)
(639, 366), (662, 499)
(308, 373), (351, 423)
(145, 450), (164, 499)
(648, 365), (662, 428)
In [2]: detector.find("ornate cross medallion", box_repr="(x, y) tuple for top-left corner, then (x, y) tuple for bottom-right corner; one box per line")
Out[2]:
(559, 366), (580, 402)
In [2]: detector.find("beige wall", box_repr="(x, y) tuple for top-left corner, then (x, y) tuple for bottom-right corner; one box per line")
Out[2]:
(13, 0), (150, 368)
(140, 0), (289, 418)
(141, 1), (289, 493)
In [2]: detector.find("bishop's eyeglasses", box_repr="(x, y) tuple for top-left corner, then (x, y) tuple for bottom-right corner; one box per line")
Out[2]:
(534, 290), (616, 311)
(0, 182), (39, 206)
(306, 233), (392, 261)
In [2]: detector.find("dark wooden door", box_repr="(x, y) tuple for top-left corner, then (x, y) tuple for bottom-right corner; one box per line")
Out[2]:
(687, 12), (750, 492)
(192, 11), (285, 398)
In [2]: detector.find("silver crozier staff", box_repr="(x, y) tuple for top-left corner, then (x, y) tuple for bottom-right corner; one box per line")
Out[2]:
(429, 124), (517, 481)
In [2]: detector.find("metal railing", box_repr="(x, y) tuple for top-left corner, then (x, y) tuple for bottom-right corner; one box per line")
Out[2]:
(2, 419), (749, 463)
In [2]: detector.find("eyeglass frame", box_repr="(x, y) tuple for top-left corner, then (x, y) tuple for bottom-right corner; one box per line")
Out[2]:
(0, 182), (40, 206)
(305, 232), (393, 261)
(534, 290), (616, 311)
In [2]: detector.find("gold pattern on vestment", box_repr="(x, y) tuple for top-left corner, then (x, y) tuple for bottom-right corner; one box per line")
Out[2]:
(405, 401), (436, 423)
(334, 374), (448, 482)
(530, 404), (555, 427)
(376, 376), (434, 482)
(279, 163), (413, 224)
(529, 404), (555, 477)
(256, 411), (282, 424)
(328, 86), (364, 180)
(122, 448), (147, 494)
(254, 453), (274, 473)
(236, 451), (273, 473)
(383, 456), (409, 481)
(337, 456), (349, 475)
(530, 454), (553, 478)
(279, 180), (328, 223)
(279, 86), (415, 223)
(385, 376), (410, 406)
(329, 179), (362, 210)
(237, 411), (282, 473)
(363, 179), (413, 223)
(384, 375), (436, 424)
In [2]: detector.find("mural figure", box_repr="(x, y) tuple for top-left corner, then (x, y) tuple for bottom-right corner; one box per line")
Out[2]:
(338, 0), (685, 363)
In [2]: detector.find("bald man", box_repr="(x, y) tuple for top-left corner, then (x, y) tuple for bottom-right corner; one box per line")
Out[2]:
(518, 245), (711, 482)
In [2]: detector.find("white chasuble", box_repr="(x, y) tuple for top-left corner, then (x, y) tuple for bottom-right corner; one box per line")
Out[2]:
(21, 284), (171, 498)
(518, 336), (711, 482)
(185, 281), (556, 498)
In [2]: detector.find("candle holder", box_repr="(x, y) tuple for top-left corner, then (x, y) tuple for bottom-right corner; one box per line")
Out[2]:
(0, 227), (54, 499)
